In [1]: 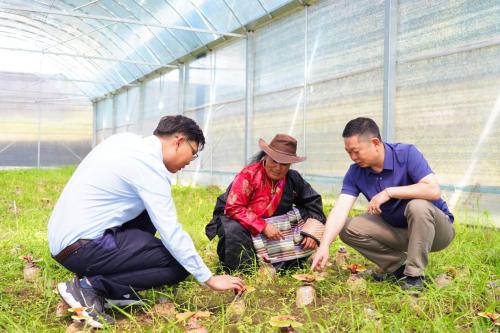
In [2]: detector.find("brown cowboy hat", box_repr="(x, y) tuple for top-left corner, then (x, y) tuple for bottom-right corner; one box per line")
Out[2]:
(258, 134), (306, 164)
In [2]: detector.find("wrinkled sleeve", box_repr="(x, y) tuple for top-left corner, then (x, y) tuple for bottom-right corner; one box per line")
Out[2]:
(125, 161), (212, 284)
(291, 171), (326, 223)
(224, 171), (267, 236)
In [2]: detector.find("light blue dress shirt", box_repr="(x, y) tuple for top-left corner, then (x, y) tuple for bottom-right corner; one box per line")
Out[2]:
(48, 133), (212, 283)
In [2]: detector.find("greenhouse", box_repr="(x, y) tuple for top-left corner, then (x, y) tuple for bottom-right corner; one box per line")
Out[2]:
(0, 0), (499, 332)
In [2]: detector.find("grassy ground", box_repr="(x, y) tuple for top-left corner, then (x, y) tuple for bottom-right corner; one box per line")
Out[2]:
(0, 167), (498, 332)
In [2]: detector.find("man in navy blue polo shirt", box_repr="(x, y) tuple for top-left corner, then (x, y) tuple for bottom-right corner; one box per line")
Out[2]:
(312, 117), (455, 290)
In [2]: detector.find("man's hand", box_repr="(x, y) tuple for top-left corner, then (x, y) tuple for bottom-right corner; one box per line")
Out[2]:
(263, 224), (284, 240)
(205, 275), (246, 293)
(367, 188), (391, 215)
(311, 245), (329, 272)
(301, 236), (318, 250)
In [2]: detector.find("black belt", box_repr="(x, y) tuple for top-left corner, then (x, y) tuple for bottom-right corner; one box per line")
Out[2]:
(53, 239), (92, 263)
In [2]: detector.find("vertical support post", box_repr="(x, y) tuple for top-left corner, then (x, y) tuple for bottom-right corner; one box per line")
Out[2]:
(244, 31), (255, 165)
(383, 0), (397, 142)
(37, 103), (41, 168)
(302, 5), (308, 176)
(178, 63), (187, 116)
(111, 94), (117, 134)
(138, 83), (146, 135)
(92, 102), (97, 147)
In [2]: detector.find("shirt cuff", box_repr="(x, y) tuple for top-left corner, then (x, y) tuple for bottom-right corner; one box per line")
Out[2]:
(193, 266), (213, 284)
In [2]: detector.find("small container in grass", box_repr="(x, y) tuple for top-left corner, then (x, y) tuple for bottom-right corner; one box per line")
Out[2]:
(341, 264), (367, 293)
(226, 286), (255, 323)
(292, 274), (324, 307)
(335, 247), (348, 267)
(269, 315), (303, 332)
(19, 255), (42, 282)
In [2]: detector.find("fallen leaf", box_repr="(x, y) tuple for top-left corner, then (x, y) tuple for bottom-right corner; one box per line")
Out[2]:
(478, 312), (499, 321)
(176, 311), (196, 322)
(435, 274), (453, 288)
(269, 315), (303, 328)
(193, 311), (211, 319)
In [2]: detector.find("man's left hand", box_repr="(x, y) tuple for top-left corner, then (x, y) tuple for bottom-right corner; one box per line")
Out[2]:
(301, 236), (318, 250)
(367, 188), (391, 215)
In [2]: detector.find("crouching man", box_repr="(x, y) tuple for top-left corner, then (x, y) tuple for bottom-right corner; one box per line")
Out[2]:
(312, 117), (455, 291)
(48, 115), (245, 328)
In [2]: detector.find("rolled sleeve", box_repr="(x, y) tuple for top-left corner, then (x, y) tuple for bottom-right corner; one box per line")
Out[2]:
(407, 145), (433, 183)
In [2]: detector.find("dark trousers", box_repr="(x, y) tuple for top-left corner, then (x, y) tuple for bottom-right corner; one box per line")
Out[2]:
(59, 210), (189, 299)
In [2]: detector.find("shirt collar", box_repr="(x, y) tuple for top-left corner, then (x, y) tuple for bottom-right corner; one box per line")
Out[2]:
(368, 142), (394, 174)
(144, 135), (163, 161)
(382, 143), (394, 171)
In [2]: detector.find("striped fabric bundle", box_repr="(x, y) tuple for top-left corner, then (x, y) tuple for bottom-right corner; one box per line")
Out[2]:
(252, 208), (320, 264)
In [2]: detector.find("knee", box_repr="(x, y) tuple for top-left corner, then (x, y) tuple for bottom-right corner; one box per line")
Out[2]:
(404, 199), (433, 217)
(339, 217), (360, 244)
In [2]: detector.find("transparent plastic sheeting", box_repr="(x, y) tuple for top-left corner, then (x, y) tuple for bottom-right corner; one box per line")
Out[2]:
(0, 73), (92, 167)
(95, 0), (500, 226)
(0, 0), (292, 99)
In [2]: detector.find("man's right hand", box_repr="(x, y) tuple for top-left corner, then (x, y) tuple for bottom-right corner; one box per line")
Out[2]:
(311, 245), (330, 272)
(263, 224), (284, 240)
(205, 275), (246, 293)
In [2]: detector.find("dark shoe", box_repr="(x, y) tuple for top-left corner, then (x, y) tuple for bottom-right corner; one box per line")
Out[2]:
(372, 265), (406, 282)
(57, 277), (115, 328)
(399, 275), (425, 291)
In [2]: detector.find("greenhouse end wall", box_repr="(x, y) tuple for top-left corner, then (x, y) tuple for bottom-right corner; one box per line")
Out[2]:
(94, 0), (500, 227)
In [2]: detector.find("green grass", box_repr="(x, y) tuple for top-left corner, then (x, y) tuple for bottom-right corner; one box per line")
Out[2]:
(0, 167), (498, 332)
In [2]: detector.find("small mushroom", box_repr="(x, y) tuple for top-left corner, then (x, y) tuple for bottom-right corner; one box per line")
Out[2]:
(335, 247), (348, 267)
(68, 307), (90, 322)
(20, 255), (42, 282)
(269, 315), (303, 332)
(292, 274), (324, 307)
(342, 264), (367, 293)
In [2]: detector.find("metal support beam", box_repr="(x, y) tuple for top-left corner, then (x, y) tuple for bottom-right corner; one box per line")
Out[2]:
(302, 5), (308, 176)
(0, 5), (246, 38)
(383, 0), (397, 142)
(244, 32), (255, 165)
(92, 102), (97, 147)
(0, 45), (177, 68)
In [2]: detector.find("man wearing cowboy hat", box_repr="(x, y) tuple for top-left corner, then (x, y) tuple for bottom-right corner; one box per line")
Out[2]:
(206, 134), (326, 272)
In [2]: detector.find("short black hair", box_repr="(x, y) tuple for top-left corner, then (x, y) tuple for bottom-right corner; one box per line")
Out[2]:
(154, 115), (205, 150)
(342, 117), (381, 140)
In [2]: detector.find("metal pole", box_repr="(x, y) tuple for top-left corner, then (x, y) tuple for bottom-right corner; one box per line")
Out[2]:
(302, 5), (308, 176)
(37, 103), (41, 168)
(0, 5), (246, 38)
(383, 0), (397, 142)
(92, 102), (97, 147)
(244, 32), (255, 165)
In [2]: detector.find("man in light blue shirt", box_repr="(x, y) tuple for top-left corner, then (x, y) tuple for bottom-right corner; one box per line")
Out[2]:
(49, 115), (245, 328)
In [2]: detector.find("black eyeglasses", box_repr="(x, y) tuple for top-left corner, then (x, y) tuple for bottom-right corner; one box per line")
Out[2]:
(186, 139), (199, 160)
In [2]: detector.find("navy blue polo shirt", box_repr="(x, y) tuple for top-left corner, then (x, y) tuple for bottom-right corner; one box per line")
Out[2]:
(341, 143), (454, 228)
